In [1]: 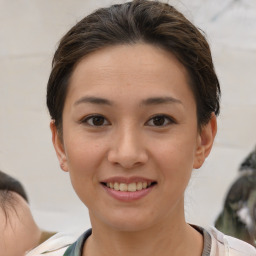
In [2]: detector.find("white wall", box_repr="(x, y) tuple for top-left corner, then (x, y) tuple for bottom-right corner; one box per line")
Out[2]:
(0, 0), (255, 232)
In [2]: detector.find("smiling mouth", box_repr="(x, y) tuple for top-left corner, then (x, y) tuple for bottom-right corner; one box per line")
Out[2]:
(101, 181), (157, 192)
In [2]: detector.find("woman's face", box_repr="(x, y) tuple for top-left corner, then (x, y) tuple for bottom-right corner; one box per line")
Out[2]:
(52, 43), (215, 232)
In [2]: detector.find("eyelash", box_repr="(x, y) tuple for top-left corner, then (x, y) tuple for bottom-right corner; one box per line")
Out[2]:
(145, 114), (176, 127)
(80, 114), (110, 127)
(80, 114), (176, 127)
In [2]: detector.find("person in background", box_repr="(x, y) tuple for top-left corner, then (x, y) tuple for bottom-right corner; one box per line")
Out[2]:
(0, 171), (55, 256)
(27, 0), (256, 255)
(215, 146), (256, 246)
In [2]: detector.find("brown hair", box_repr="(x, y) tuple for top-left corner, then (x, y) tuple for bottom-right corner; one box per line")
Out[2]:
(47, 0), (220, 133)
(0, 171), (28, 223)
(0, 171), (28, 202)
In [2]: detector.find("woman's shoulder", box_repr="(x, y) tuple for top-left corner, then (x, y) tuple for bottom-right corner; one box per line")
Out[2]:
(207, 226), (256, 256)
(27, 226), (255, 256)
(26, 231), (82, 256)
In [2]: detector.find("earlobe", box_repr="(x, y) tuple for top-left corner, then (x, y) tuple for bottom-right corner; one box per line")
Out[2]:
(193, 113), (217, 169)
(50, 121), (69, 172)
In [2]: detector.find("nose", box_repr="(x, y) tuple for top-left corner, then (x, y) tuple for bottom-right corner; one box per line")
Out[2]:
(107, 126), (148, 169)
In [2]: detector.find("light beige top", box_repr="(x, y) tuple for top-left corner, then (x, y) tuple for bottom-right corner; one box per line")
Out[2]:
(26, 226), (256, 256)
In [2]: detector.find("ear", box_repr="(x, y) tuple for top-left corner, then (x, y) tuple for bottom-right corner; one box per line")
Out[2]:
(193, 113), (217, 169)
(50, 121), (69, 172)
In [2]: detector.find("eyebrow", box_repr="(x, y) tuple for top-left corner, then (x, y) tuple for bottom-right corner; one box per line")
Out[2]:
(74, 96), (182, 107)
(141, 97), (182, 106)
(74, 96), (112, 106)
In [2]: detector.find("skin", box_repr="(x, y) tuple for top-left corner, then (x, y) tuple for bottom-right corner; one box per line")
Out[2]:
(51, 43), (217, 256)
(0, 192), (41, 256)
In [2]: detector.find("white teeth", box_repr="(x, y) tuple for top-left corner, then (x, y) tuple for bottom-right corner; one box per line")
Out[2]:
(106, 181), (154, 191)
(128, 183), (136, 192)
(137, 182), (143, 191)
(114, 182), (119, 191)
(142, 182), (147, 189)
(119, 183), (128, 192)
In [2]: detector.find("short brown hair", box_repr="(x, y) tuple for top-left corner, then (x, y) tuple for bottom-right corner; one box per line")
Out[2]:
(0, 171), (28, 223)
(47, 0), (220, 132)
(0, 171), (28, 202)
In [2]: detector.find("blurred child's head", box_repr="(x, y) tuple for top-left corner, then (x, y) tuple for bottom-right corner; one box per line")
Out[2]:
(0, 171), (41, 256)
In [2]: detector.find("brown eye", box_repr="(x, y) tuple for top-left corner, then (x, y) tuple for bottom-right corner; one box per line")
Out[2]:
(146, 115), (175, 127)
(152, 116), (165, 126)
(82, 115), (109, 126)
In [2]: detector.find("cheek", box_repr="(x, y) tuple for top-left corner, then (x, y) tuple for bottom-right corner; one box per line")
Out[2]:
(154, 135), (197, 167)
(151, 133), (198, 183)
(66, 136), (105, 170)
(64, 137), (107, 196)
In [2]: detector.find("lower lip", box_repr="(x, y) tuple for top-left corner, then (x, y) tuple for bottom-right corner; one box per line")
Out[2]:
(102, 185), (154, 202)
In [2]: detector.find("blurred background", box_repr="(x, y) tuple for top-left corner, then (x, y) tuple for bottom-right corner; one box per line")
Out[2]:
(0, 0), (256, 233)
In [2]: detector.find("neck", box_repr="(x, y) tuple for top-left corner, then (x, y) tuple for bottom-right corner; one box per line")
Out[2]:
(83, 206), (203, 256)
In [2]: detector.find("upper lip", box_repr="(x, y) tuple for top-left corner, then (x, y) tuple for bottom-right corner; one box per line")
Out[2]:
(100, 176), (156, 184)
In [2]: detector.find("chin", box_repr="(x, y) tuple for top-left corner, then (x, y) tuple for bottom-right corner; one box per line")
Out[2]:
(100, 210), (156, 233)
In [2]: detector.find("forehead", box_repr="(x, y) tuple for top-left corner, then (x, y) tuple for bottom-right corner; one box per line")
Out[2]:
(65, 43), (195, 109)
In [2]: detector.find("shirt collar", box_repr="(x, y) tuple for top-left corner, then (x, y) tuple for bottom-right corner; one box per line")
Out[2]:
(63, 229), (92, 256)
